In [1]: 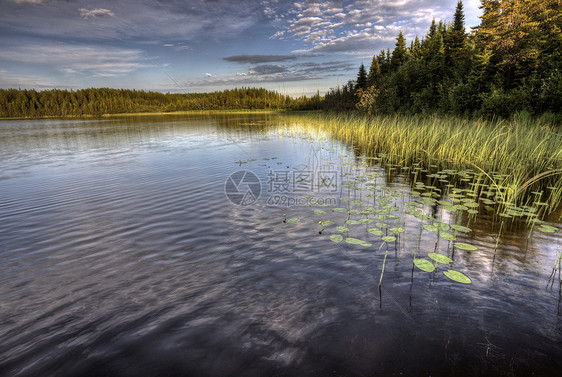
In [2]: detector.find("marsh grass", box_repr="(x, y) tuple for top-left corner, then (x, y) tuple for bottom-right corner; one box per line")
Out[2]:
(294, 112), (562, 212)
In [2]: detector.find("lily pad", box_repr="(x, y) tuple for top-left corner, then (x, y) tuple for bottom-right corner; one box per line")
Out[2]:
(381, 236), (396, 243)
(322, 220), (335, 227)
(345, 237), (370, 246)
(414, 258), (435, 272)
(336, 226), (350, 233)
(428, 252), (453, 264)
(286, 218), (300, 224)
(439, 232), (457, 241)
(443, 270), (471, 284)
(423, 224), (438, 232)
(435, 222), (450, 231)
(332, 208), (348, 213)
(451, 224), (472, 233)
(314, 209), (327, 215)
(537, 225), (558, 233)
(454, 242), (478, 251)
(330, 234), (343, 243)
(368, 228), (384, 236)
(389, 227), (405, 234)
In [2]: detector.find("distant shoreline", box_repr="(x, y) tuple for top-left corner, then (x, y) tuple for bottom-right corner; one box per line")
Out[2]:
(0, 109), (318, 121)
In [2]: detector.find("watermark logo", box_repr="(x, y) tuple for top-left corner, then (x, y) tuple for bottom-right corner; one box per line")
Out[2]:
(225, 170), (261, 206)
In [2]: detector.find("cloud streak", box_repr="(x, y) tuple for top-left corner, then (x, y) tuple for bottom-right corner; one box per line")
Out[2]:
(2, 43), (148, 77)
(79, 8), (115, 19)
(224, 54), (299, 64)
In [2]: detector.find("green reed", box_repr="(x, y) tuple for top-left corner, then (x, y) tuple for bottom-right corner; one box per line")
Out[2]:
(291, 112), (562, 212)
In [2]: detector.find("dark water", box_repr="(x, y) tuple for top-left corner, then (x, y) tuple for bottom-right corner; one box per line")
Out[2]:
(1, 114), (561, 377)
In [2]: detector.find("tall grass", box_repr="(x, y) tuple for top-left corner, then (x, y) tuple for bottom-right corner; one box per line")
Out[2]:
(292, 112), (562, 212)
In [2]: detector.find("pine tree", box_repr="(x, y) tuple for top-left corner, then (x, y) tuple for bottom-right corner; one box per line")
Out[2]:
(356, 63), (368, 89)
(367, 55), (381, 86)
(391, 31), (407, 69)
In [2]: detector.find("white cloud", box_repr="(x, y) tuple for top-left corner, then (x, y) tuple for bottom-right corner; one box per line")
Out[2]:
(79, 8), (115, 19)
(3, 43), (147, 77)
(0, 69), (62, 88)
(275, 0), (478, 54)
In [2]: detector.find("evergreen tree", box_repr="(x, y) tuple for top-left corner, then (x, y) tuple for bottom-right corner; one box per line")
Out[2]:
(367, 55), (381, 86)
(391, 31), (407, 69)
(356, 63), (368, 90)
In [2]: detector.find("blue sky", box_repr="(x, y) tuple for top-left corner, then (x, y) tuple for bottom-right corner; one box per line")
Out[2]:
(0, 0), (482, 96)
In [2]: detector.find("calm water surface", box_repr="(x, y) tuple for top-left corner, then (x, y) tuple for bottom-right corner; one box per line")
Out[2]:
(1, 114), (561, 376)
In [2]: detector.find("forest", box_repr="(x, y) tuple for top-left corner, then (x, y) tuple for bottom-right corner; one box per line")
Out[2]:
(325, 0), (561, 120)
(0, 87), (322, 118)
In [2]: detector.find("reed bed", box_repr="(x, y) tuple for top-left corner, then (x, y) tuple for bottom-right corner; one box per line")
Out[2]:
(293, 112), (562, 212)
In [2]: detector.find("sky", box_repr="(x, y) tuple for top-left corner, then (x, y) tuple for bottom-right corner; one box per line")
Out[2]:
(0, 0), (483, 96)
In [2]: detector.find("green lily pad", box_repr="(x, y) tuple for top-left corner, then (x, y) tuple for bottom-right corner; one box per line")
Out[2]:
(332, 208), (348, 212)
(414, 258), (435, 272)
(286, 218), (300, 224)
(443, 270), (471, 284)
(435, 222), (450, 231)
(368, 228), (384, 236)
(322, 220), (335, 227)
(345, 237), (371, 247)
(428, 252), (453, 264)
(389, 227), (405, 234)
(451, 224), (472, 233)
(336, 224), (350, 233)
(330, 234), (343, 243)
(439, 232), (457, 241)
(381, 236), (396, 243)
(314, 209), (327, 215)
(375, 222), (389, 229)
(345, 220), (363, 225)
(454, 242), (478, 251)
(537, 225), (558, 233)
(423, 224), (438, 232)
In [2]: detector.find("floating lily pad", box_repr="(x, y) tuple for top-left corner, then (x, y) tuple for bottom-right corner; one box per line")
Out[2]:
(336, 226), (350, 233)
(428, 252), (453, 264)
(330, 234), (343, 243)
(314, 209), (327, 215)
(435, 222), (450, 231)
(352, 200), (363, 205)
(423, 224), (438, 232)
(381, 236), (396, 243)
(537, 225), (558, 233)
(375, 222), (389, 228)
(286, 218), (300, 224)
(443, 270), (471, 284)
(368, 228), (384, 236)
(414, 258), (435, 272)
(451, 224), (472, 233)
(439, 232), (457, 241)
(332, 208), (348, 212)
(454, 242), (478, 251)
(389, 227), (405, 234)
(322, 220), (335, 227)
(345, 237), (370, 246)
(345, 220), (363, 225)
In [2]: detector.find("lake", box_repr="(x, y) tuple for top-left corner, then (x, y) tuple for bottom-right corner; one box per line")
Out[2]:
(1, 113), (561, 376)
